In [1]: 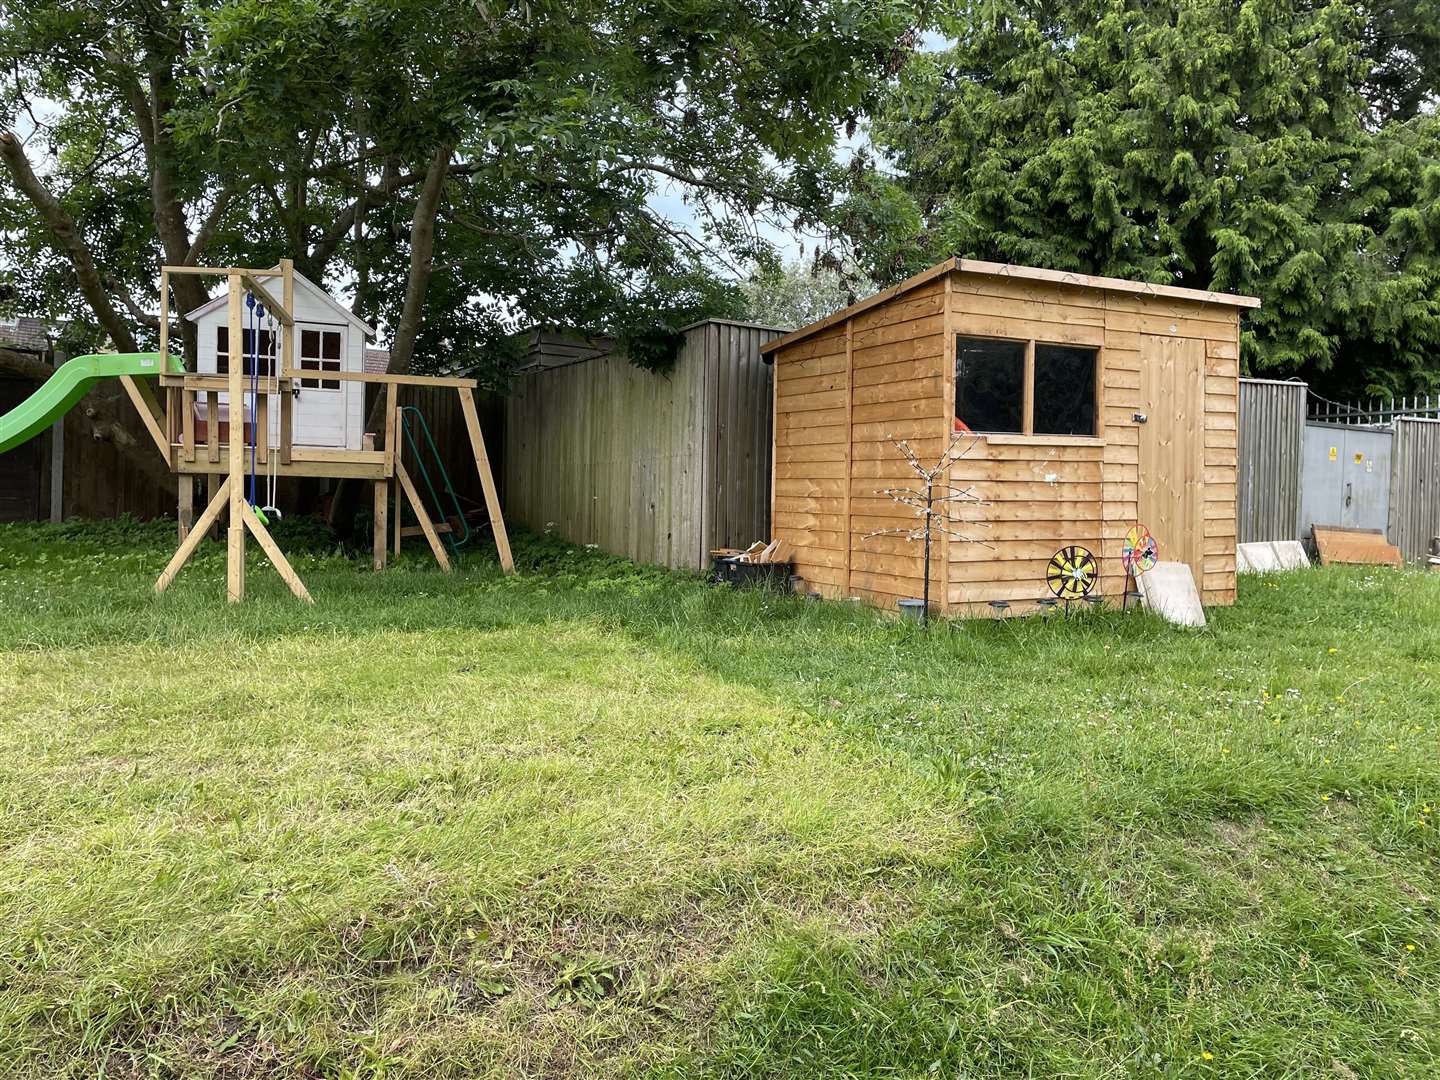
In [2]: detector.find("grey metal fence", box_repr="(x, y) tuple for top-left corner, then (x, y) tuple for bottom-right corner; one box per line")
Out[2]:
(1309, 393), (1440, 425)
(1238, 378), (1307, 544)
(1389, 418), (1440, 564)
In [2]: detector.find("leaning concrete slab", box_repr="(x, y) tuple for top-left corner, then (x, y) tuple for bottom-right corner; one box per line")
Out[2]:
(1137, 561), (1207, 628)
(1237, 540), (1310, 574)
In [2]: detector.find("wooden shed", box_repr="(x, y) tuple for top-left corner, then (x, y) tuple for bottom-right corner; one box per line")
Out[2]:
(505, 318), (782, 569)
(762, 259), (1261, 615)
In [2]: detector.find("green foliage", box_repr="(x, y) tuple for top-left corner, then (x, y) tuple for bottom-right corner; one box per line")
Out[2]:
(0, 521), (1438, 1074)
(865, 0), (1440, 397)
(738, 257), (876, 330)
(0, 0), (925, 380)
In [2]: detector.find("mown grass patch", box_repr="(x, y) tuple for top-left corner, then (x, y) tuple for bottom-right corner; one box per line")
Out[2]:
(0, 519), (1436, 1077)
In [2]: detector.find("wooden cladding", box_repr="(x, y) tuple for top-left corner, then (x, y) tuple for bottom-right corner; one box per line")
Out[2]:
(769, 266), (1243, 615)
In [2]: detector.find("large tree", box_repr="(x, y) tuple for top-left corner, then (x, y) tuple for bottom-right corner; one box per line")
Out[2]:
(860, 0), (1440, 397)
(0, 0), (926, 393)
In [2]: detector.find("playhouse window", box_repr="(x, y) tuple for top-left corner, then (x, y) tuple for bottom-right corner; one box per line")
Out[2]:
(215, 327), (276, 377)
(955, 336), (1097, 437)
(299, 329), (343, 390)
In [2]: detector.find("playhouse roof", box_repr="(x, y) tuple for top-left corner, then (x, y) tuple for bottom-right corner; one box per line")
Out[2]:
(183, 269), (376, 338)
(759, 258), (1262, 356)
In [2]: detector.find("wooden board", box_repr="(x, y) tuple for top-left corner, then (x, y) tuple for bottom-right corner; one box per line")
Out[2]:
(1312, 526), (1403, 568)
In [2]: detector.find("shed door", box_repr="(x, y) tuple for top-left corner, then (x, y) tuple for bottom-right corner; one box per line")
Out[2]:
(1138, 335), (1206, 581)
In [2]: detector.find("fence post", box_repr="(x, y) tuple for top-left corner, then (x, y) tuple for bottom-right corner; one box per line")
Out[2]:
(48, 347), (67, 522)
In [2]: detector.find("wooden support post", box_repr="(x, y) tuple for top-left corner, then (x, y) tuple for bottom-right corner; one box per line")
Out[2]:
(158, 268), (170, 363)
(457, 387), (514, 573)
(226, 272), (246, 602)
(279, 384), (293, 464)
(182, 387), (195, 462)
(281, 259), (295, 376)
(393, 406), (404, 556)
(241, 502), (313, 603)
(167, 385), (181, 446)
(384, 383), (398, 474)
(396, 462), (452, 573)
(156, 476), (230, 592)
(206, 391), (220, 463)
(119, 375), (171, 459)
(206, 473), (222, 538)
(257, 391), (269, 465)
(178, 474), (194, 542)
(49, 348), (65, 523)
(374, 480), (389, 571)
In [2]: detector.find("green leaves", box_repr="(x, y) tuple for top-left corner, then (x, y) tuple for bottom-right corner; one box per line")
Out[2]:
(865, 0), (1440, 396)
(2, 0), (927, 382)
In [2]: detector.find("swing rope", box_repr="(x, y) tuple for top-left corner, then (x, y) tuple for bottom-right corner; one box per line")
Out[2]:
(246, 292), (259, 510)
(243, 294), (283, 525)
(262, 307), (281, 520)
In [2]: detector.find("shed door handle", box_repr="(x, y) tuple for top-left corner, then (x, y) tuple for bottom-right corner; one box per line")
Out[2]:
(1345, 481), (1352, 508)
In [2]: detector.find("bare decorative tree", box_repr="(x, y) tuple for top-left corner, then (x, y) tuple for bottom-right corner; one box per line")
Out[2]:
(865, 430), (989, 623)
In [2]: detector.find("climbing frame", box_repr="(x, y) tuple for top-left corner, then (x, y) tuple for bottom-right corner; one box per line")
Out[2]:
(148, 259), (514, 602)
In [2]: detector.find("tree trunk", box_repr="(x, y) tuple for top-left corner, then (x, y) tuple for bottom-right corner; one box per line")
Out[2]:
(329, 144), (453, 534)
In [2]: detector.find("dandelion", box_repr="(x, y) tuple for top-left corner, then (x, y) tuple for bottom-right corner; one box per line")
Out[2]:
(1406, 944), (1416, 953)
(1327, 647), (1339, 654)
(1321, 793), (1331, 802)
(1202, 1051), (1214, 1061)
(1221, 746), (1231, 755)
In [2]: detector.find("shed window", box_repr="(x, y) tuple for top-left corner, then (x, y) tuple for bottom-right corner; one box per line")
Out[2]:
(954, 335), (1098, 437)
(955, 337), (1025, 434)
(1033, 345), (1097, 436)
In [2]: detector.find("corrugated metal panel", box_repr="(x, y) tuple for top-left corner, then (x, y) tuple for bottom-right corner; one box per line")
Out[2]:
(1390, 417), (1440, 564)
(503, 321), (776, 570)
(1237, 378), (1306, 543)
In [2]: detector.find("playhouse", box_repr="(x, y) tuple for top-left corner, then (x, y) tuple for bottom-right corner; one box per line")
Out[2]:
(762, 258), (1260, 616)
(185, 269), (373, 450)
(0, 258), (513, 604)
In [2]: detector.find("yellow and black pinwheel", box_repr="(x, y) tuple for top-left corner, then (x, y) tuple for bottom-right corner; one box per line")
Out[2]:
(1046, 545), (1098, 600)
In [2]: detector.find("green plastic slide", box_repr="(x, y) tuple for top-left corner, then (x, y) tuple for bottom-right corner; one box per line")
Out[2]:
(0, 352), (180, 455)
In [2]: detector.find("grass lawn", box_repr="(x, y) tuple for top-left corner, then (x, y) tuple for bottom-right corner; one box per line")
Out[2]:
(0, 518), (1436, 1078)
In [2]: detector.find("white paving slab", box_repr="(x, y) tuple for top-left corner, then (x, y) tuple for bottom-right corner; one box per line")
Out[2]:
(1137, 561), (1206, 628)
(1236, 540), (1310, 574)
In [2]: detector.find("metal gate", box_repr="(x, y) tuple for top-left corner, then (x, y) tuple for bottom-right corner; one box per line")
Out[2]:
(1300, 423), (1392, 540)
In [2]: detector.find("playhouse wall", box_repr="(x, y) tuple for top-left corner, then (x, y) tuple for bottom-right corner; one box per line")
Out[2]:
(193, 283), (365, 450)
(770, 268), (1241, 616)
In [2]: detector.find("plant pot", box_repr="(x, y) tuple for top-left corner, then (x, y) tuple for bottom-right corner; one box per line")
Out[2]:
(897, 598), (930, 622)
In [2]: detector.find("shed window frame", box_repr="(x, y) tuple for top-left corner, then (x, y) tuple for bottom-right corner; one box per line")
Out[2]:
(953, 333), (1103, 442)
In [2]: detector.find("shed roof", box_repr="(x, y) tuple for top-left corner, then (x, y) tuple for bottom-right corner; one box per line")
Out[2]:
(183, 269), (376, 338)
(759, 258), (1262, 355)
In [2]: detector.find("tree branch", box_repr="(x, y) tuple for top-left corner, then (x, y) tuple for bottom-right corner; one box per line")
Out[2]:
(185, 183), (242, 263)
(0, 132), (138, 352)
